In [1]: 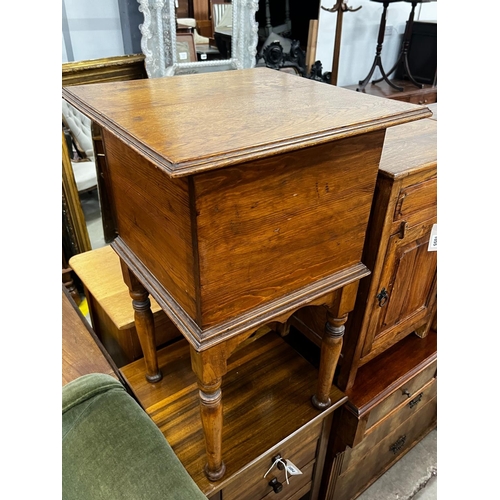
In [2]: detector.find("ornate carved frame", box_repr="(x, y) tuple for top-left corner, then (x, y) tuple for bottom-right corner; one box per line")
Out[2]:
(138, 0), (259, 77)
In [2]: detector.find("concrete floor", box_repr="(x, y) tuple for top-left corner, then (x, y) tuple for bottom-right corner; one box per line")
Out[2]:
(79, 190), (438, 500)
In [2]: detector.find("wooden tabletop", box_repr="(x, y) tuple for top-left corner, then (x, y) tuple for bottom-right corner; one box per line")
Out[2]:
(379, 118), (437, 178)
(62, 286), (118, 385)
(69, 245), (162, 331)
(62, 68), (431, 178)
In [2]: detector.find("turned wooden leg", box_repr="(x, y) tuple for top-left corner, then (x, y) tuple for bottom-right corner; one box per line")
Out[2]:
(312, 311), (347, 410)
(198, 379), (226, 481)
(120, 260), (162, 383)
(190, 345), (228, 481)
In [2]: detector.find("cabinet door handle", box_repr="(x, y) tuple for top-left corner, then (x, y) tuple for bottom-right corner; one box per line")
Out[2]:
(408, 393), (423, 409)
(376, 288), (389, 307)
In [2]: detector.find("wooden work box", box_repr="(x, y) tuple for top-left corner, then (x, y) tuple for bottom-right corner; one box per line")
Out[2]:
(69, 246), (182, 367)
(319, 330), (437, 500)
(62, 68), (431, 481)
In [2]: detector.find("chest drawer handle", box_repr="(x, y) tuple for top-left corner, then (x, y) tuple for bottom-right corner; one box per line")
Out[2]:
(409, 393), (423, 409)
(376, 288), (388, 307)
(389, 434), (407, 454)
(268, 477), (283, 494)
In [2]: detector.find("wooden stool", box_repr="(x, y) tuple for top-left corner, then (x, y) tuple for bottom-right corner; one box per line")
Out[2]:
(69, 246), (182, 367)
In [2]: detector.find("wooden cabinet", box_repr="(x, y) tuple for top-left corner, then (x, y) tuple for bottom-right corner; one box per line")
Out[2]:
(338, 118), (437, 390)
(291, 118), (437, 392)
(289, 117), (437, 499)
(320, 331), (437, 500)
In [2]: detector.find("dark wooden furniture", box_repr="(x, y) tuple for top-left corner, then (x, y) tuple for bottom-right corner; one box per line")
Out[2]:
(357, 1), (405, 92)
(320, 330), (437, 500)
(62, 67), (430, 483)
(358, 1), (436, 92)
(344, 78), (436, 105)
(396, 19), (437, 85)
(62, 286), (121, 386)
(374, 1), (436, 89)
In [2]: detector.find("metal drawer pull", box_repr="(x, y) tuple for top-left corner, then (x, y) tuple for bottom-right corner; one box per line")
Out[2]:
(409, 393), (423, 409)
(389, 435), (406, 454)
(402, 389), (411, 398)
(268, 477), (283, 494)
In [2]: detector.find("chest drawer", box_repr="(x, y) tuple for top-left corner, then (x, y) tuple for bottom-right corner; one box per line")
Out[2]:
(365, 359), (436, 429)
(348, 377), (437, 469)
(334, 396), (437, 500)
(221, 420), (321, 500)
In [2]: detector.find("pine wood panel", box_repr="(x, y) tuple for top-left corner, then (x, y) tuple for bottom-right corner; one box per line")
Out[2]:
(62, 68), (431, 178)
(102, 130), (199, 321)
(194, 132), (384, 328)
(120, 332), (347, 497)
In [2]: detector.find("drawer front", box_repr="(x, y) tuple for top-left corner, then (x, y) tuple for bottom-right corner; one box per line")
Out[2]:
(334, 397), (437, 500)
(407, 92), (437, 106)
(221, 421), (321, 500)
(393, 177), (436, 227)
(366, 360), (436, 429)
(350, 378), (437, 466)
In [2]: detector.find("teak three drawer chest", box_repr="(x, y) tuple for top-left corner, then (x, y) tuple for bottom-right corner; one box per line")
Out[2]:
(62, 67), (431, 487)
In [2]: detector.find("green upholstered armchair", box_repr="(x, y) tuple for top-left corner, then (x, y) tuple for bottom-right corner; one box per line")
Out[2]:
(62, 373), (206, 499)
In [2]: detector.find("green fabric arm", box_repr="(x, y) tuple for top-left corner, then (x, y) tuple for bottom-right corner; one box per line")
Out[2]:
(62, 373), (206, 500)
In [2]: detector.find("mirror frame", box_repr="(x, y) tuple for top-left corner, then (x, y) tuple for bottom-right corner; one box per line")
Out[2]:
(138, 0), (259, 77)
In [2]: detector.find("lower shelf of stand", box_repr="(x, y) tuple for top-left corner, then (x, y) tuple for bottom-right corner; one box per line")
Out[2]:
(120, 331), (347, 498)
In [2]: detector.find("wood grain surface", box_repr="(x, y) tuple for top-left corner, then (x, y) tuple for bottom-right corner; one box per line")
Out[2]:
(62, 287), (118, 385)
(120, 331), (347, 496)
(62, 68), (431, 177)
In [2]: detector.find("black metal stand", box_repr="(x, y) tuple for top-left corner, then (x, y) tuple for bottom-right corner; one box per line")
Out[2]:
(357, 1), (403, 92)
(373, 1), (423, 88)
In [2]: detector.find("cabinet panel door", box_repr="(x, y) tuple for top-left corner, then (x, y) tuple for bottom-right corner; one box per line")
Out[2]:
(361, 217), (437, 359)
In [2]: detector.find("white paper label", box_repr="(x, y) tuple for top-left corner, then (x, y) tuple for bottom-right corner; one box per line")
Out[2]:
(179, 52), (188, 60)
(427, 224), (437, 251)
(285, 460), (302, 476)
(200, 53), (207, 60)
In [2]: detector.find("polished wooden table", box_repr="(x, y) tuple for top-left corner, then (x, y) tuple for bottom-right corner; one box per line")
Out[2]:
(62, 68), (430, 480)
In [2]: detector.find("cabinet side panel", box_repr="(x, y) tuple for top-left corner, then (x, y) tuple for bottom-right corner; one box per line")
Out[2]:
(194, 131), (385, 328)
(102, 130), (197, 319)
